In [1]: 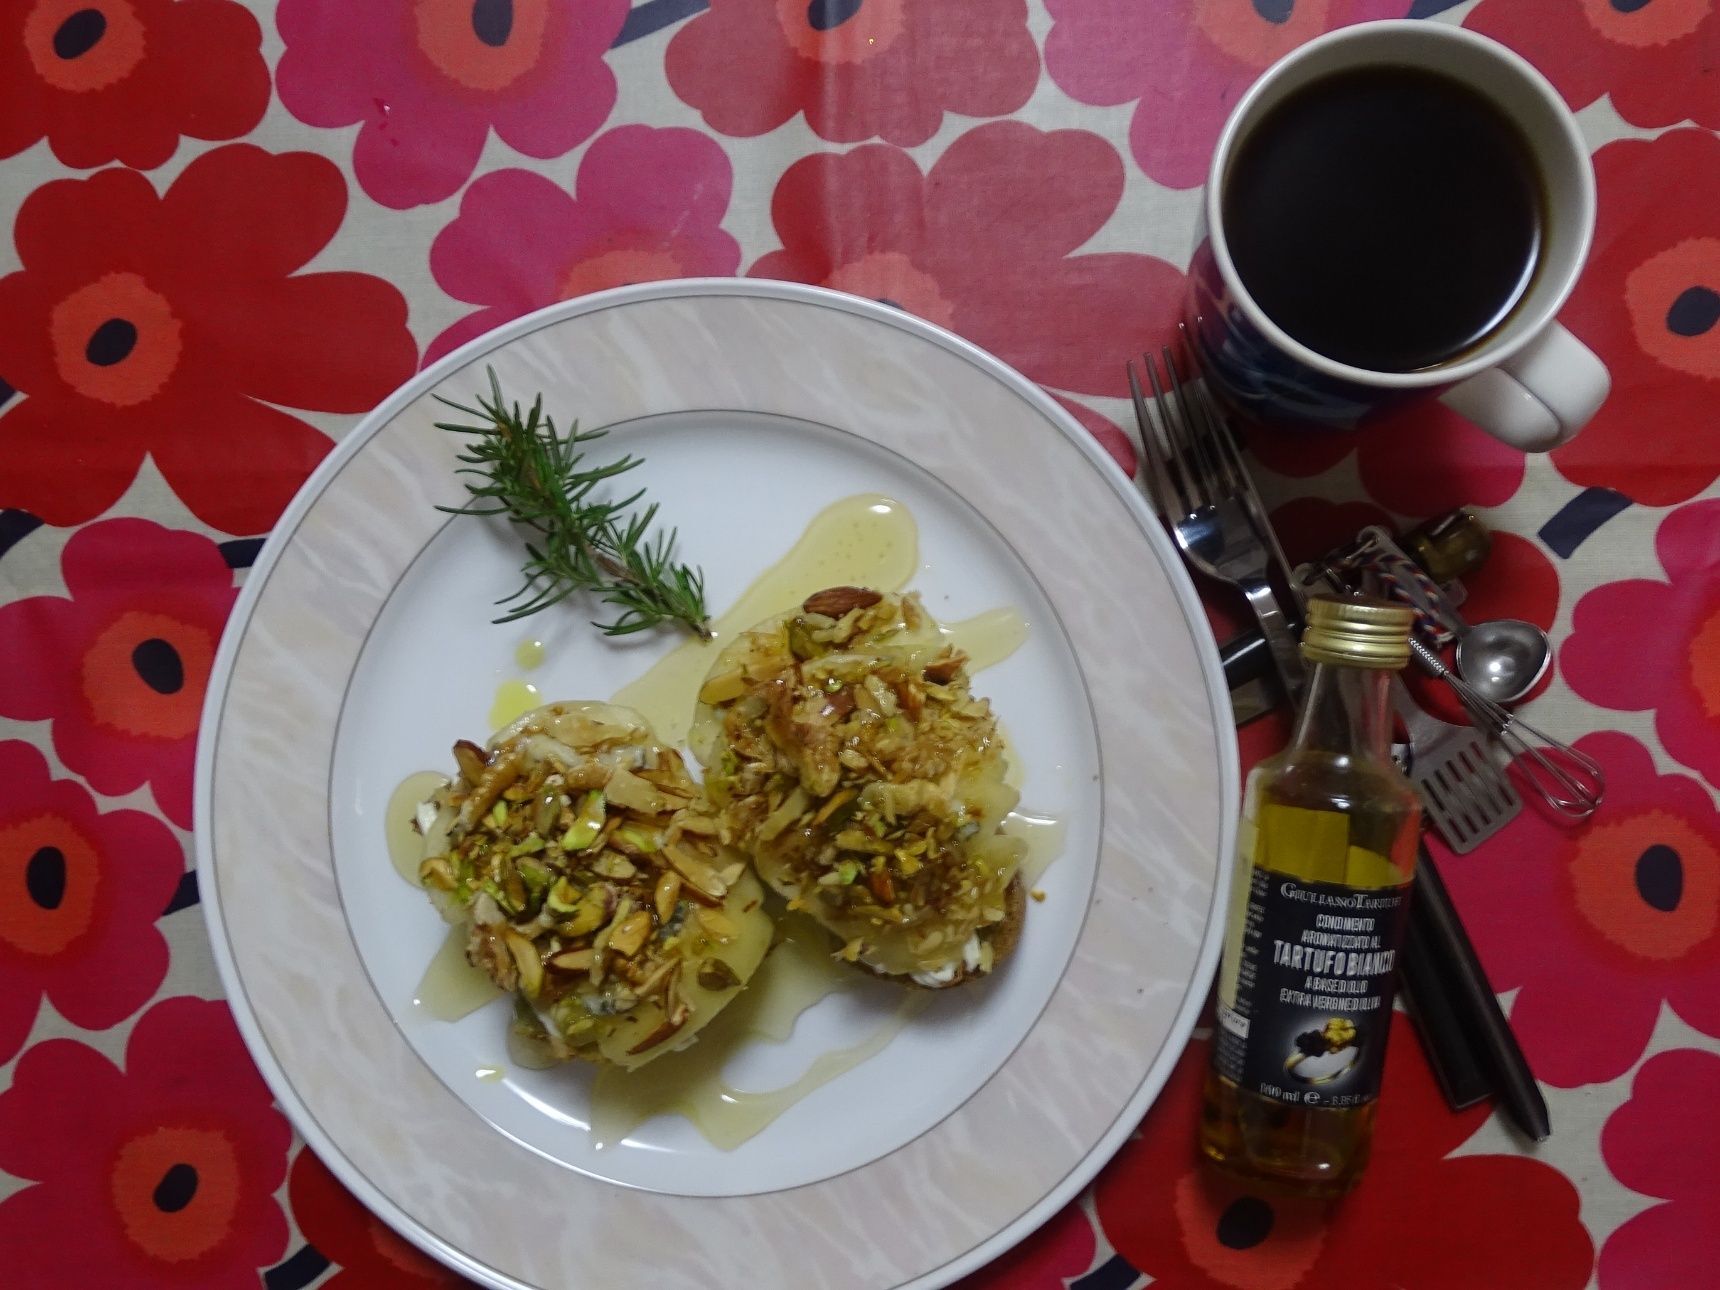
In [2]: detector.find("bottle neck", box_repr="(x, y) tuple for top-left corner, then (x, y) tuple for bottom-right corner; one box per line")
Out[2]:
(1289, 660), (1394, 763)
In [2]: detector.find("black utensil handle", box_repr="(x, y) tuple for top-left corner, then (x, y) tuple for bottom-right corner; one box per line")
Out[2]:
(1414, 843), (1551, 1141)
(1398, 891), (1493, 1110)
(1222, 630), (1274, 689)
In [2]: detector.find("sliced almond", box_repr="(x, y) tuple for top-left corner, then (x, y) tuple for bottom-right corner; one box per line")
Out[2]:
(451, 738), (488, 785)
(654, 871), (682, 924)
(696, 907), (738, 941)
(417, 855), (456, 891)
(608, 910), (653, 958)
(802, 586), (882, 617)
(590, 851), (638, 879)
(811, 787), (858, 827)
(501, 928), (544, 999)
(460, 746), (525, 828)
(664, 841), (728, 902)
(922, 654), (965, 685)
(547, 947), (595, 972)
(605, 766), (682, 815)
(634, 958), (677, 1000)
(626, 1013), (686, 1056)
(697, 668), (749, 705)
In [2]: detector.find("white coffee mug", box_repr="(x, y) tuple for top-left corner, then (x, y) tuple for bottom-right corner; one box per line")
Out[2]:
(1187, 21), (1609, 452)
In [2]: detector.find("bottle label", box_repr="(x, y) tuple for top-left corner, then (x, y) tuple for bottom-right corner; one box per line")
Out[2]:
(1213, 868), (1411, 1108)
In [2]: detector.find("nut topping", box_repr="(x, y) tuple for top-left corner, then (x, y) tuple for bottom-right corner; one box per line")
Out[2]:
(802, 586), (883, 618)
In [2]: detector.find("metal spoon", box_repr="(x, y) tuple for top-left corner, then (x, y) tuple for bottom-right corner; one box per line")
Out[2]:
(1454, 617), (1553, 705)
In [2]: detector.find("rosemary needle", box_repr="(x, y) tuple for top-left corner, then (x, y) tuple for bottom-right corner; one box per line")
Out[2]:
(434, 369), (711, 639)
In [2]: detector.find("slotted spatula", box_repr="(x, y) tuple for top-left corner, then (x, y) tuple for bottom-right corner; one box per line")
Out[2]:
(1392, 680), (1521, 853)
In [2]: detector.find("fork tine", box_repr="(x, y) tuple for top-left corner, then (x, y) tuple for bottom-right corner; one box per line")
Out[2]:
(1127, 360), (1177, 521)
(1177, 332), (1245, 498)
(1160, 345), (1222, 510)
(1133, 357), (1189, 519)
(1140, 353), (1195, 517)
(1177, 328), (1306, 604)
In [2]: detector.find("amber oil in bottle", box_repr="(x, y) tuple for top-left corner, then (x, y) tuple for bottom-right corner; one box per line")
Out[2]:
(1200, 596), (1421, 1196)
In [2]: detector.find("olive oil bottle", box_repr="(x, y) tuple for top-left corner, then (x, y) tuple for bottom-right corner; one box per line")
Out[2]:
(1200, 596), (1420, 1196)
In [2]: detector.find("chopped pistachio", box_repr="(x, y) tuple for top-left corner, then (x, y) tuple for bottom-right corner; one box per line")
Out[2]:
(558, 790), (606, 851)
(545, 877), (580, 915)
(614, 823), (660, 855)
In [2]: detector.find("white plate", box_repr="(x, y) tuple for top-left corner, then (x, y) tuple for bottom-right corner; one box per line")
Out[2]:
(197, 280), (1236, 1289)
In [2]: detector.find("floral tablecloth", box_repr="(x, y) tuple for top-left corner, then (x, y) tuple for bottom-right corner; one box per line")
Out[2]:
(2, 1), (1717, 1287)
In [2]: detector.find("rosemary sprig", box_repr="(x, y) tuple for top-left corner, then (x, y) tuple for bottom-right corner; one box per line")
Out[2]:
(434, 369), (710, 639)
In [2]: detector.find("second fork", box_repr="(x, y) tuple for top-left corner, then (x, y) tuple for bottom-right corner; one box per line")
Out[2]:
(1128, 344), (1307, 701)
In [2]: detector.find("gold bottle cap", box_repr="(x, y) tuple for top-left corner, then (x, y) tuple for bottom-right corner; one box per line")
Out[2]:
(1301, 595), (1413, 669)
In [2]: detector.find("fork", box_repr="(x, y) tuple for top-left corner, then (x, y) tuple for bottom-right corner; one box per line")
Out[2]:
(1128, 341), (1307, 700)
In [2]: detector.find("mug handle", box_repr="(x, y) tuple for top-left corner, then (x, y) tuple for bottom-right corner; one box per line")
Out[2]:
(1437, 323), (1610, 453)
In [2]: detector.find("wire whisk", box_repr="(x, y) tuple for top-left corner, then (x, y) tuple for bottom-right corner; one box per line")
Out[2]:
(1408, 637), (1603, 820)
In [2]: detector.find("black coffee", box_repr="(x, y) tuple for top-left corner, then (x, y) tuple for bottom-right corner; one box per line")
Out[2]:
(1223, 66), (1544, 373)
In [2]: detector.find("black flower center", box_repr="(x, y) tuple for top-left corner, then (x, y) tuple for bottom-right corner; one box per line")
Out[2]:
(132, 638), (185, 695)
(152, 1163), (198, 1214)
(1252, 0), (1295, 23)
(1634, 843), (1683, 912)
(471, 0), (513, 46)
(1666, 286), (1720, 337)
(1610, 0), (1653, 12)
(53, 9), (107, 60)
(85, 318), (137, 367)
(808, 0), (864, 31)
(26, 846), (66, 911)
(1216, 1195), (1275, 1250)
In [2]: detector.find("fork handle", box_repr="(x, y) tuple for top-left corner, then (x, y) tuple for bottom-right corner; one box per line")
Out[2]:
(1240, 574), (1306, 700)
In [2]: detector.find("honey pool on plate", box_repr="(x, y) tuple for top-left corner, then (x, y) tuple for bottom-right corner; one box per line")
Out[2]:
(387, 493), (1065, 1150)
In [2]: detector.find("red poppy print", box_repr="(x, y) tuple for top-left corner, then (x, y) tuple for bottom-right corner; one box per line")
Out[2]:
(1441, 733), (1720, 1087)
(0, 145), (417, 534)
(1095, 1035), (1594, 1288)
(1467, 0), (1720, 132)
(0, 740), (181, 1064)
(426, 125), (740, 364)
(0, 0), (269, 169)
(1563, 499), (1720, 788)
(666, 0), (1038, 148)
(1053, 394), (1137, 477)
(276, 0), (629, 209)
(0, 996), (291, 1290)
(1044, 0), (1412, 190)
(955, 1194), (1098, 1289)
(751, 121), (1185, 412)
(1552, 130), (1720, 506)
(1600, 1049), (1720, 1288)
(0, 520), (235, 828)
(1241, 397), (1527, 521)
(289, 1147), (463, 1287)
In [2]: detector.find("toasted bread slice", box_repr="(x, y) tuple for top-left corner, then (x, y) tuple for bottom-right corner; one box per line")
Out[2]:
(691, 588), (1028, 988)
(416, 701), (774, 1069)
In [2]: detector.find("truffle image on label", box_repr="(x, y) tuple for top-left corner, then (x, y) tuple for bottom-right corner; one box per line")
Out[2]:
(1285, 1018), (1362, 1084)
